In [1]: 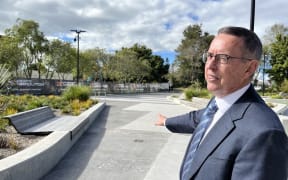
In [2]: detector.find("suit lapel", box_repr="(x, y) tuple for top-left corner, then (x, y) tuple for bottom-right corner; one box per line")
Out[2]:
(186, 87), (256, 178)
(186, 113), (235, 178)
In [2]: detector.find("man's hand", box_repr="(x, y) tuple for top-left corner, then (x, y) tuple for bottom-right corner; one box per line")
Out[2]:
(155, 114), (167, 126)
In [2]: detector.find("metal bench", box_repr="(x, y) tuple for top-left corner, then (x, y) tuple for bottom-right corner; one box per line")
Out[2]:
(4, 106), (78, 135)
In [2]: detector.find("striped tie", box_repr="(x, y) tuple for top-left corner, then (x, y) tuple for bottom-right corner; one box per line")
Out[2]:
(181, 99), (218, 180)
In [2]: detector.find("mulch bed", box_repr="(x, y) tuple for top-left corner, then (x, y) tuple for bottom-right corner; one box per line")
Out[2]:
(0, 126), (43, 160)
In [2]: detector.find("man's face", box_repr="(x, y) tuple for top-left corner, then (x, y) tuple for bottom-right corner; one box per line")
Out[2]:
(205, 33), (258, 97)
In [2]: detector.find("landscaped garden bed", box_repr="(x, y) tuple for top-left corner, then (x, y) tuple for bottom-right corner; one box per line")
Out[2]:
(0, 86), (98, 159)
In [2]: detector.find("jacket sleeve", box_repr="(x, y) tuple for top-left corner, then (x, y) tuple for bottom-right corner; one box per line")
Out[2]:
(232, 129), (288, 180)
(165, 109), (204, 134)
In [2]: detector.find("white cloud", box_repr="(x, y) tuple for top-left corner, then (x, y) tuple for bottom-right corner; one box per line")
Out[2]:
(0, 0), (287, 61)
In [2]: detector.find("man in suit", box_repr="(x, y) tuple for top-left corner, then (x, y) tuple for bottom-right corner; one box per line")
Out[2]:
(155, 26), (288, 180)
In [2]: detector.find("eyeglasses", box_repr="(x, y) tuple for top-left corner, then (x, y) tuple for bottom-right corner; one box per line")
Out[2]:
(202, 52), (254, 64)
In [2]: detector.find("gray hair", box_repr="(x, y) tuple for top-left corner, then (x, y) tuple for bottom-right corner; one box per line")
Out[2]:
(218, 26), (263, 60)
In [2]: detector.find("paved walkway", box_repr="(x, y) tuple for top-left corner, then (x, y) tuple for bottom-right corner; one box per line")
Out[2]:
(42, 93), (199, 180)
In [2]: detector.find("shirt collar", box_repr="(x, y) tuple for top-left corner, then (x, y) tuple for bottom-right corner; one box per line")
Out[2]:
(215, 84), (250, 113)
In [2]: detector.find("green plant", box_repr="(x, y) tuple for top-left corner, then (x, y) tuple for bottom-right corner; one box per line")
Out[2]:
(0, 135), (10, 148)
(0, 91), (97, 131)
(62, 86), (92, 101)
(0, 95), (9, 113)
(0, 119), (9, 131)
(190, 80), (202, 90)
(61, 105), (72, 114)
(48, 96), (67, 109)
(270, 94), (283, 99)
(0, 135), (19, 149)
(184, 88), (210, 100)
(81, 99), (95, 110)
(184, 89), (194, 100)
(7, 136), (19, 150)
(280, 79), (288, 93)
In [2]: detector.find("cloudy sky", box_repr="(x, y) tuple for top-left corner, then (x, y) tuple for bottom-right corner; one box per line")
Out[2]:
(0, 0), (287, 63)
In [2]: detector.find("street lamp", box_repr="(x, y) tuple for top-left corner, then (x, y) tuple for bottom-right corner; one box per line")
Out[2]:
(262, 54), (272, 96)
(262, 54), (267, 96)
(70, 29), (86, 85)
(250, 0), (255, 31)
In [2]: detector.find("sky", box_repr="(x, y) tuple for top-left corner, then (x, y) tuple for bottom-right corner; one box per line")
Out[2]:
(0, 0), (287, 64)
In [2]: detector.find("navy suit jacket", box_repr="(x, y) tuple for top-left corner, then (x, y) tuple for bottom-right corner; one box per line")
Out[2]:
(166, 85), (288, 180)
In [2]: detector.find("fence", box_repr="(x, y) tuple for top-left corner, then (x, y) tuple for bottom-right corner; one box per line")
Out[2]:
(1, 79), (171, 95)
(1, 79), (75, 95)
(90, 82), (171, 95)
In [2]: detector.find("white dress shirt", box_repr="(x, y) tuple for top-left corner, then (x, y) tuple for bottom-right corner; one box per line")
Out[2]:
(202, 84), (250, 141)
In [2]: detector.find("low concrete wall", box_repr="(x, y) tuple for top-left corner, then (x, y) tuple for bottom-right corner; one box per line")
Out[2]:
(272, 103), (288, 134)
(70, 102), (106, 144)
(170, 95), (288, 134)
(0, 102), (106, 180)
(279, 115), (288, 134)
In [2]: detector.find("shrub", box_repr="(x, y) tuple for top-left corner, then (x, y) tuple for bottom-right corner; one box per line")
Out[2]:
(81, 99), (95, 110)
(61, 105), (72, 114)
(184, 88), (210, 100)
(0, 92), (97, 131)
(7, 95), (25, 112)
(0, 119), (9, 131)
(71, 99), (80, 110)
(62, 86), (91, 101)
(25, 97), (45, 110)
(184, 89), (194, 100)
(280, 79), (288, 93)
(7, 136), (19, 150)
(0, 135), (20, 150)
(0, 135), (10, 148)
(270, 94), (283, 99)
(0, 95), (8, 114)
(49, 96), (68, 109)
(3, 108), (18, 116)
(0, 135), (19, 150)
(72, 109), (81, 116)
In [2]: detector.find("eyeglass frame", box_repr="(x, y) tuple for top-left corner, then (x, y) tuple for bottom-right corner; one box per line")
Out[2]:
(202, 52), (254, 64)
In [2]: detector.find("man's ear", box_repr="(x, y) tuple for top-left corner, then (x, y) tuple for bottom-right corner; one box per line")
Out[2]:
(245, 60), (259, 76)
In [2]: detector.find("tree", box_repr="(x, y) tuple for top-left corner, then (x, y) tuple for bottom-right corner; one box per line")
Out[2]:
(268, 34), (288, 86)
(113, 48), (140, 83)
(129, 44), (153, 82)
(174, 24), (214, 87)
(127, 43), (169, 83)
(254, 24), (288, 87)
(5, 19), (49, 79)
(263, 24), (288, 45)
(150, 55), (169, 82)
(100, 54), (115, 82)
(81, 48), (108, 82)
(47, 39), (75, 80)
(0, 35), (23, 78)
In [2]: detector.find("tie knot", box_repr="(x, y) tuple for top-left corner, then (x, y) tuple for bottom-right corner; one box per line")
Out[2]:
(208, 99), (218, 113)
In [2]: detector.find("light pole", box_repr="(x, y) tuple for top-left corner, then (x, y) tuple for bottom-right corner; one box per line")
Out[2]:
(71, 29), (86, 85)
(262, 54), (267, 96)
(250, 0), (255, 31)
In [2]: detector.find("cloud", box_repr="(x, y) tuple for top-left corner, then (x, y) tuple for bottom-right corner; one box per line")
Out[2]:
(0, 0), (287, 63)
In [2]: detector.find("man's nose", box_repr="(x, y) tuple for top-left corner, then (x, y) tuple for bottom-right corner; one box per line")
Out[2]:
(206, 57), (218, 68)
